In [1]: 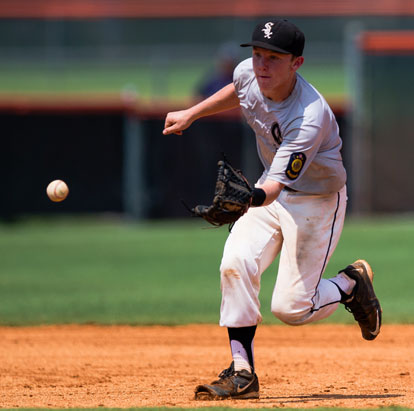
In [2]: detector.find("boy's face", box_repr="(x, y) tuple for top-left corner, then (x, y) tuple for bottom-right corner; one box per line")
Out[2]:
(252, 47), (303, 97)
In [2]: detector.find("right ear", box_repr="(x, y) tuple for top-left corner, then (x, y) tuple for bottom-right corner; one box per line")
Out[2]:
(292, 56), (304, 71)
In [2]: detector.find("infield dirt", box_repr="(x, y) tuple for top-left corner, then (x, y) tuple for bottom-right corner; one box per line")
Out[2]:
(0, 324), (413, 408)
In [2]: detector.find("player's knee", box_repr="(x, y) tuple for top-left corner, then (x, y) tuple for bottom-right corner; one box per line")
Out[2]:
(220, 266), (242, 283)
(220, 255), (255, 279)
(271, 297), (312, 325)
(220, 259), (257, 294)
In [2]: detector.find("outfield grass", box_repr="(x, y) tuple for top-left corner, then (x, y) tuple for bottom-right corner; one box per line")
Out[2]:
(0, 215), (412, 326)
(0, 63), (346, 104)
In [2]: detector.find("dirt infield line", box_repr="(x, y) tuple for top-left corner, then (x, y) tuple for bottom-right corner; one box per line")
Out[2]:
(0, 324), (413, 408)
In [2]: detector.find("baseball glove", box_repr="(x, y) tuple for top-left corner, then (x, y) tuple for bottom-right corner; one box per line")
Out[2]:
(191, 159), (253, 227)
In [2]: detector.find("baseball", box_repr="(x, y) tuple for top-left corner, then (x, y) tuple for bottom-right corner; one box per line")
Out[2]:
(46, 180), (69, 202)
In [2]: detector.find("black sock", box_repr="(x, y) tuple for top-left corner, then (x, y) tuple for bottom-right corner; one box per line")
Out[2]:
(228, 325), (257, 372)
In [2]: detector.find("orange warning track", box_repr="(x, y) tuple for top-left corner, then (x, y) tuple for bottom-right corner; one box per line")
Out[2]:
(360, 31), (414, 54)
(0, 0), (413, 18)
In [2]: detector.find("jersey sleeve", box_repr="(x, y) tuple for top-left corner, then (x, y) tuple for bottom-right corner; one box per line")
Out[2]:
(266, 117), (324, 185)
(233, 58), (253, 97)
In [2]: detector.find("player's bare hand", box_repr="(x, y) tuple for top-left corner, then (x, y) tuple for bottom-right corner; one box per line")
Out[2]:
(163, 110), (194, 135)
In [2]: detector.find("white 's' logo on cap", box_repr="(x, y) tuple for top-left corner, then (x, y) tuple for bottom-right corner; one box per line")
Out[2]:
(262, 22), (274, 39)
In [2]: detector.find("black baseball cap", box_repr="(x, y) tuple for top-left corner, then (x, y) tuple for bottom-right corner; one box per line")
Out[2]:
(240, 19), (305, 56)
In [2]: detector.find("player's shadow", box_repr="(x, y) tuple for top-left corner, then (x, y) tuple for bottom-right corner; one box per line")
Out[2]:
(260, 393), (403, 404)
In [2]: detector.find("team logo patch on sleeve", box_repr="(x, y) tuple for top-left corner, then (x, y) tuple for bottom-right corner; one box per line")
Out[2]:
(285, 152), (306, 180)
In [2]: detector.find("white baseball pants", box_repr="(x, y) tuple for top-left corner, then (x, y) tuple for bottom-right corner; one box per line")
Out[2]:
(219, 185), (347, 327)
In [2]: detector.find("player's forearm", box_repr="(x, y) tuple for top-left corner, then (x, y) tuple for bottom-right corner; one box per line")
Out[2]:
(187, 83), (240, 121)
(253, 180), (285, 206)
(163, 83), (239, 135)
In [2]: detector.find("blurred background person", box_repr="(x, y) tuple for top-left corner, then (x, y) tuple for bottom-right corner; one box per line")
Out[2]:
(195, 42), (240, 99)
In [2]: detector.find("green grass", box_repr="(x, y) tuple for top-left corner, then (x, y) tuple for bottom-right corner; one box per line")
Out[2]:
(0, 215), (413, 326)
(0, 217), (224, 325)
(0, 63), (346, 103)
(299, 64), (346, 101)
(0, 64), (204, 102)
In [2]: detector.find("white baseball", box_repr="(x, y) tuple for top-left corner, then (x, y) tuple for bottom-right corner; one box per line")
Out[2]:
(46, 180), (69, 202)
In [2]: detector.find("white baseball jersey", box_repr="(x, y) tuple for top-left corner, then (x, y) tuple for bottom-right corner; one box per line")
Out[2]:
(233, 58), (346, 194)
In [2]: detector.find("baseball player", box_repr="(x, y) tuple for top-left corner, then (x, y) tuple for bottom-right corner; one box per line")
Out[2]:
(163, 19), (382, 400)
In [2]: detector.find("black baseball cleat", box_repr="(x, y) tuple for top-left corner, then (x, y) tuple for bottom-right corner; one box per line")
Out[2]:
(340, 259), (382, 340)
(194, 361), (259, 400)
